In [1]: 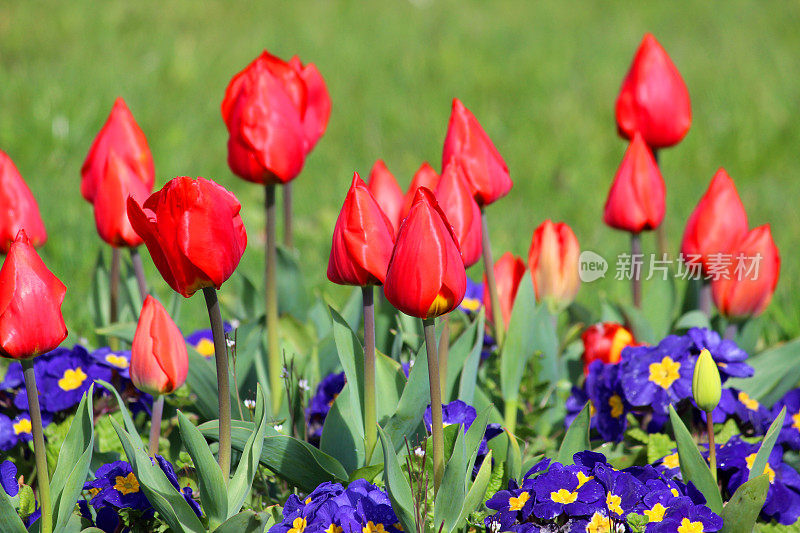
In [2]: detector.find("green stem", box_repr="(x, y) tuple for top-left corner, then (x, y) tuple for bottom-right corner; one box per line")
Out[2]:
(481, 210), (505, 348)
(22, 359), (51, 533)
(283, 182), (294, 248)
(438, 314), (451, 400)
(724, 323), (739, 341)
(203, 287), (231, 483)
(363, 286), (377, 464)
(109, 247), (121, 351)
(129, 247), (149, 304)
(148, 395), (164, 456)
(266, 184), (282, 414)
(504, 398), (518, 434)
(423, 317), (444, 495)
(653, 148), (668, 257)
(707, 411), (717, 484)
(631, 233), (642, 309)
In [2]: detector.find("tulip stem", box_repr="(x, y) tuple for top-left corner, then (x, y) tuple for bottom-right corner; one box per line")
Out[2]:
(109, 248), (121, 351)
(284, 182), (293, 248)
(148, 395), (164, 456)
(265, 184), (282, 415)
(631, 233), (642, 308)
(652, 149), (669, 257)
(438, 314), (451, 400)
(203, 287), (231, 484)
(707, 411), (717, 484)
(363, 286), (377, 464)
(481, 210), (505, 349)
(724, 323), (738, 341)
(423, 317), (444, 495)
(699, 281), (712, 317)
(21, 359), (51, 533)
(130, 247), (149, 304)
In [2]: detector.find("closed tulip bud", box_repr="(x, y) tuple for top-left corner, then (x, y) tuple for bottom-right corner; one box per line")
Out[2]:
(81, 97), (154, 203)
(127, 177), (247, 298)
(615, 33), (692, 148)
(681, 168), (748, 275)
(483, 252), (526, 329)
(401, 162), (440, 220)
(711, 225), (780, 319)
(93, 151), (150, 248)
(0, 151), (46, 253)
(366, 160), (404, 234)
(442, 98), (512, 207)
(221, 51), (331, 185)
(434, 158), (482, 267)
(692, 349), (721, 412)
(528, 220), (580, 311)
(131, 295), (188, 395)
(384, 188), (466, 319)
(327, 173), (395, 286)
(603, 132), (665, 233)
(581, 323), (635, 375)
(0, 231), (67, 359)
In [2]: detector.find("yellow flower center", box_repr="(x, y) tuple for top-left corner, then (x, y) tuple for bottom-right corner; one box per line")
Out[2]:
(88, 487), (100, 498)
(589, 401), (597, 417)
(362, 522), (386, 533)
(644, 503), (667, 523)
(460, 298), (481, 312)
(585, 512), (612, 533)
(609, 328), (634, 363)
(677, 518), (705, 533)
(113, 472), (140, 495)
(427, 293), (452, 318)
(662, 452), (680, 470)
(58, 368), (88, 391)
(606, 493), (623, 515)
(738, 391), (759, 411)
(745, 453), (776, 483)
(648, 356), (681, 389)
(105, 354), (129, 369)
(304, 497), (312, 504)
(792, 410), (800, 432)
(608, 394), (624, 418)
(671, 488), (680, 497)
(12, 418), (31, 435)
(195, 338), (215, 358)
(326, 525), (343, 533)
(576, 471), (594, 488)
(509, 491), (530, 511)
(550, 488), (578, 504)
(289, 517), (307, 533)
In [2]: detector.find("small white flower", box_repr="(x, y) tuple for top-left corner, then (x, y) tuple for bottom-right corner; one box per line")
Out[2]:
(229, 319), (240, 329)
(298, 379), (310, 392)
(273, 424), (283, 432)
(280, 367), (289, 378)
(408, 360), (415, 368)
(243, 399), (256, 410)
(488, 519), (501, 533)
(414, 447), (425, 458)
(226, 338), (236, 348)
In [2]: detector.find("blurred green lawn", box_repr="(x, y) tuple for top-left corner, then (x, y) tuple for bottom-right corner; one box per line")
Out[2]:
(1, 1), (799, 339)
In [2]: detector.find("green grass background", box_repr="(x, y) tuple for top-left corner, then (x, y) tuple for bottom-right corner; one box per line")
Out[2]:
(1, 1), (799, 338)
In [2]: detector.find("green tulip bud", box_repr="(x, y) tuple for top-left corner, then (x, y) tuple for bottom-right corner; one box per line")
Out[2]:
(17, 484), (35, 519)
(692, 348), (721, 412)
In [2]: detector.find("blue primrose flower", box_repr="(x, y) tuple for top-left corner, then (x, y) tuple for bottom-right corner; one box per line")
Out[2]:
(458, 277), (483, 315)
(185, 322), (233, 358)
(648, 498), (723, 533)
(686, 327), (753, 381)
(0, 412), (52, 451)
(90, 347), (132, 379)
(703, 387), (771, 435)
(771, 388), (800, 450)
(306, 371), (346, 447)
(1, 460), (18, 497)
(531, 462), (605, 520)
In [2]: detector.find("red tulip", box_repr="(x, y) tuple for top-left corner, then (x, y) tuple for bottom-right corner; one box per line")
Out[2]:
(483, 252), (526, 329)
(81, 97), (154, 203)
(131, 295), (188, 395)
(0, 231), (67, 360)
(434, 158), (482, 267)
(582, 323), (635, 375)
(603, 132), (665, 233)
(401, 162), (440, 220)
(327, 173), (395, 286)
(528, 220), (580, 310)
(615, 33), (692, 148)
(366, 160), (404, 234)
(221, 51), (331, 185)
(0, 151), (46, 253)
(384, 188), (466, 319)
(442, 98), (512, 207)
(711, 225), (780, 319)
(127, 177), (247, 298)
(681, 168), (748, 275)
(93, 151), (150, 248)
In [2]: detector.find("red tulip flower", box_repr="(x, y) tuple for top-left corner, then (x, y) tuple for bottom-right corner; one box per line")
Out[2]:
(442, 98), (512, 207)
(603, 132), (665, 233)
(221, 51), (331, 185)
(483, 252), (526, 329)
(131, 295), (188, 395)
(327, 173), (395, 286)
(366, 160), (404, 234)
(127, 177), (247, 298)
(711, 225), (780, 319)
(615, 33), (692, 148)
(582, 323), (635, 375)
(93, 151), (151, 248)
(81, 97), (155, 203)
(401, 162), (440, 219)
(0, 151), (46, 253)
(528, 220), (580, 310)
(0, 231), (67, 360)
(434, 158), (482, 268)
(681, 168), (748, 275)
(384, 188), (466, 319)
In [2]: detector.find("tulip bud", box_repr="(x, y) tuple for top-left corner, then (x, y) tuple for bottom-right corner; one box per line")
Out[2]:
(131, 295), (188, 395)
(127, 177), (248, 298)
(327, 173), (395, 286)
(401, 162), (439, 220)
(528, 220), (580, 311)
(0, 231), (67, 359)
(384, 188), (466, 319)
(603, 132), (665, 233)
(81, 97), (155, 203)
(711, 225), (780, 319)
(0, 151), (47, 253)
(692, 349), (721, 412)
(442, 98), (512, 207)
(366, 160), (404, 234)
(434, 158), (482, 267)
(483, 252), (526, 329)
(93, 151), (150, 248)
(615, 33), (692, 148)
(581, 323), (635, 375)
(681, 168), (748, 275)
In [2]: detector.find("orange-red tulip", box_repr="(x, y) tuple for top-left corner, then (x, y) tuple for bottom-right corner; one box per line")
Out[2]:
(483, 252), (526, 329)
(401, 162), (440, 220)
(434, 158), (482, 268)
(0, 151), (46, 253)
(327, 173), (395, 286)
(528, 220), (580, 310)
(384, 188), (466, 319)
(581, 323), (635, 375)
(366, 160), (404, 234)
(0, 231), (67, 360)
(93, 151), (150, 248)
(131, 295), (188, 395)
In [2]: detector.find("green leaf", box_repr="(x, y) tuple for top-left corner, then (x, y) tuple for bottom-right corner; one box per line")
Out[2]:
(674, 310), (712, 331)
(749, 407), (786, 482)
(276, 245), (309, 320)
(213, 510), (268, 533)
(454, 450), (493, 531)
(728, 338), (800, 403)
(382, 342), (429, 451)
(507, 430), (522, 483)
(377, 425), (417, 533)
(720, 474), (770, 533)
(668, 405), (723, 514)
(464, 408), (491, 482)
(558, 403), (591, 465)
(94, 322), (136, 344)
(458, 310), (485, 405)
(228, 386), (269, 517)
(319, 382), (365, 473)
(646, 433), (676, 465)
(0, 484), (26, 533)
(348, 464), (384, 484)
(95, 380), (144, 448)
(500, 274), (539, 404)
(442, 316), (480, 402)
(434, 426), (466, 533)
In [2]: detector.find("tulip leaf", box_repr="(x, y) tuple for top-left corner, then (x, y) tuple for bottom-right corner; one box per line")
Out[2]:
(454, 450), (492, 532)
(458, 310), (485, 405)
(464, 408), (491, 483)
(319, 383), (365, 472)
(435, 425), (467, 533)
(213, 510), (269, 533)
(442, 315), (480, 402)
(500, 274), (538, 404)
(228, 386), (268, 517)
(0, 485), (26, 533)
(668, 405), (723, 514)
(382, 342), (429, 451)
(557, 402), (591, 466)
(507, 429), (522, 483)
(720, 474), (769, 533)
(177, 411), (228, 529)
(276, 245), (309, 320)
(90, 250), (111, 332)
(95, 380), (145, 449)
(728, 337), (800, 404)
(377, 425), (417, 533)
(184, 347), (241, 421)
(749, 406), (785, 482)
(330, 307), (365, 433)
(94, 322), (137, 344)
